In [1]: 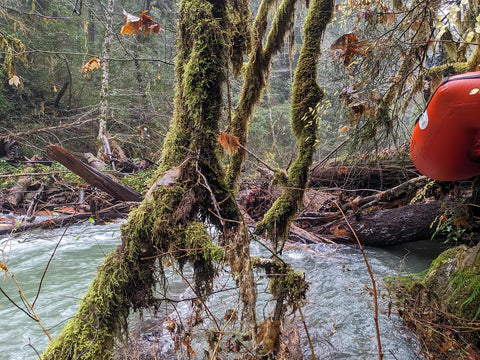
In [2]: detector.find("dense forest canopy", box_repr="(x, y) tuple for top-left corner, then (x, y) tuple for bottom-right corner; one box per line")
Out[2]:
(1, 0), (479, 163)
(1, 0), (480, 359)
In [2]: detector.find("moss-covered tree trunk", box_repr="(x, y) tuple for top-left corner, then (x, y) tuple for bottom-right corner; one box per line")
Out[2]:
(225, 0), (299, 190)
(40, 0), (335, 358)
(40, 0), (244, 358)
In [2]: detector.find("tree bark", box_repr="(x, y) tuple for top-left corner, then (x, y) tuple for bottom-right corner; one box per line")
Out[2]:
(98, 0), (114, 152)
(46, 144), (142, 202)
(307, 201), (443, 246)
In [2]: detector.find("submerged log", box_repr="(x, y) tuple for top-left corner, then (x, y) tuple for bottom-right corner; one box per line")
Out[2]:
(47, 144), (143, 202)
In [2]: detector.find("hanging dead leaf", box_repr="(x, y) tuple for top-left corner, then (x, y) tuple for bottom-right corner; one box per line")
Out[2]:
(82, 57), (101, 74)
(330, 32), (367, 66)
(121, 9), (164, 37)
(218, 131), (240, 155)
(453, 216), (469, 227)
(182, 338), (196, 356)
(8, 75), (20, 87)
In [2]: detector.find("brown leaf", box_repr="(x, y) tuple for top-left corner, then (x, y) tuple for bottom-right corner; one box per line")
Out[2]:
(330, 32), (367, 66)
(453, 216), (469, 227)
(218, 131), (240, 155)
(82, 57), (100, 74)
(121, 9), (164, 37)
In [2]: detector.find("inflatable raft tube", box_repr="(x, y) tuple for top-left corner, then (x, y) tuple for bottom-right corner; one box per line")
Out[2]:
(410, 71), (480, 181)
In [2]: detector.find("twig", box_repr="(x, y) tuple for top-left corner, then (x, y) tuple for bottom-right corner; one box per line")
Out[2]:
(1, 267), (52, 340)
(238, 143), (276, 173)
(334, 201), (383, 360)
(32, 217), (73, 307)
(209, 301), (242, 360)
(2, 118), (96, 138)
(298, 306), (316, 360)
(311, 137), (350, 172)
(0, 171), (70, 178)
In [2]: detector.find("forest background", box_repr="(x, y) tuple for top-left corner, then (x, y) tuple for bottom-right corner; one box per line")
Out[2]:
(0, 0), (422, 169)
(1, 0), (480, 359)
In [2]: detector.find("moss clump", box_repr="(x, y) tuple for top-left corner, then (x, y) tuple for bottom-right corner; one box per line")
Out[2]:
(390, 245), (480, 358)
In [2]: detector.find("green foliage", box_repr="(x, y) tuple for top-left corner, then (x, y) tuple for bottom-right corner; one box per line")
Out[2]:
(450, 267), (480, 320)
(0, 160), (18, 189)
(120, 167), (154, 193)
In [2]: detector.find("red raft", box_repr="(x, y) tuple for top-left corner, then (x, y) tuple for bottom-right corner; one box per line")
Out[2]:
(410, 71), (480, 181)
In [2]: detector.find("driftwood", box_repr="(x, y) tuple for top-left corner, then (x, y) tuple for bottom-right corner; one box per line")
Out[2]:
(6, 176), (31, 207)
(309, 156), (419, 190)
(341, 175), (429, 211)
(47, 144), (143, 202)
(0, 203), (133, 236)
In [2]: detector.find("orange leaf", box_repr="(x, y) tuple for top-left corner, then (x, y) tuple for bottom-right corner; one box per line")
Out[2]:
(121, 21), (138, 36)
(218, 131), (240, 155)
(338, 165), (348, 175)
(121, 9), (164, 37)
(332, 225), (350, 237)
(82, 57), (100, 74)
(453, 216), (469, 227)
(330, 32), (367, 66)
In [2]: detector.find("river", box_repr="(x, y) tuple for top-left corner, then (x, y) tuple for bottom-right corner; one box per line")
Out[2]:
(0, 222), (447, 359)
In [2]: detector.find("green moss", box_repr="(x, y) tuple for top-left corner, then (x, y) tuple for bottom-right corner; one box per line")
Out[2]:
(254, 0), (334, 245)
(269, 265), (308, 312)
(120, 167), (154, 193)
(41, 249), (145, 359)
(225, 0), (298, 191)
(390, 245), (480, 356)
(183, 221), (224, 263)
(227, 0), (251, 78)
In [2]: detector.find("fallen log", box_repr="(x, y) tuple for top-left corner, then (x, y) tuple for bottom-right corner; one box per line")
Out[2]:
(0, 203), (134, 236)
(47, 144), (143, 202)
(306, 201), (444, 246)
(6, 176), (31, 208)
(341, 175), (429, 212)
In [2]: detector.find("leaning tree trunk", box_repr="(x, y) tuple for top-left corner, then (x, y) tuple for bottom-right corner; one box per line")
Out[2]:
(41, 0), (334, 358)
(255, 0), (334, 246)
(225, 0), (299, 190)
(40, 0), (246, 358)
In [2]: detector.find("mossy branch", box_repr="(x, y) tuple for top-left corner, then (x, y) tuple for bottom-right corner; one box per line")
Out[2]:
(255, 0), (334, 245)
(225, 0), (298, 191)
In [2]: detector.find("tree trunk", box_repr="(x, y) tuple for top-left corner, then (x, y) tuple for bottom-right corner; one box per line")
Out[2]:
(46, 144), (142, 202)
(98, 0), (114, 155)
(306, 201), (443, 246)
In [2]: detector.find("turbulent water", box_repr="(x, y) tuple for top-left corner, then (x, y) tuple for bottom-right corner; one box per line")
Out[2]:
(0, 222), (446, 359)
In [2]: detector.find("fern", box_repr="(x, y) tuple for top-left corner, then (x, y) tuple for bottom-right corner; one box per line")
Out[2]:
(462, 279), (480, 320)
(450, 268), (480, 321)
